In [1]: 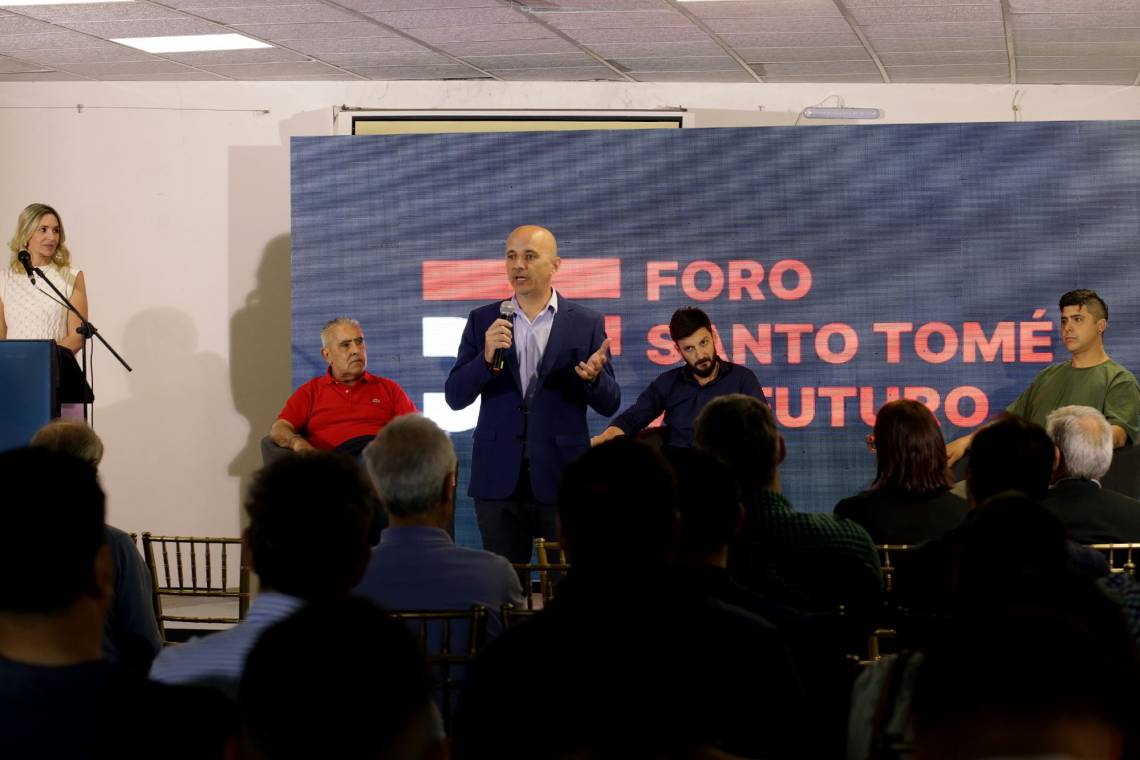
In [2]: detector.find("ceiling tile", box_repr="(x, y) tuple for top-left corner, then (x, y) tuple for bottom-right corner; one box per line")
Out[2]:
(63, 19), (227, 37)
(16, 46), (152, 64)
(1018, 69), (1137, 84)
(317, 51), (455, 66)
(540, 10), (692, 30)
(325, 0), (503, 9)
(0, 55), (54, 74)
(586, 40), (725, 56)
(197, 60), (361, 78)
(852, 5), (1003, 24)
(8, 1), (185, 23)
(862, 22), (1006, 38)
(437, 38), (578, 55)
(887, 74), (1010, 83)
(0, 32), (110, 52)
(0, 15), (56, 34)
(95, 70), (228, 80)
(290, 37), (432, 54)
(704, 17), (854, 35)
(684, 0), (842, 19)
(190, 5), (365, 25)
(53, 60), (198, 75)
(1010, 0), (1140, 9)
(873, 36), (1006, 52)
(1017, 41), (1140, 55)
(842, 0), (999, 5)
(365, 8), (529, 28)
(229, 22), (396, 40)
(719, 32), (862, 47)
(884, 63), (1010, 77)
(757, 60), (880, 76)
(1017, 27), (1140, 43)
(351, 64), (491, 78)
(492, 66), (624, 80)
(738, 46), (871, 62)
(1018, 55), (1140, 70)
(406, 23), (555, 43)
(525, 0), (666, 8)
(763, 73), (883, 82)
(163, 48), (312, 64)
(0, 70), (89, 81)
(631, 70), (756, 82)
(163, 0), (307, 8)
(1013, 12), (1140, 29)
(462, 53), (597, 68)
(566, 26), (714, 43)
(880, 50), (1008, 65)
(612, 56), (742, 71)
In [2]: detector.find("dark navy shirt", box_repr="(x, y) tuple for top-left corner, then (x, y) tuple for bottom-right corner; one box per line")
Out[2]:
(610, 360), (767, 448)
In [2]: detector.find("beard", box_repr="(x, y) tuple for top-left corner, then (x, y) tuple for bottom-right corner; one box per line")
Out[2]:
(690, 357), (717, 378)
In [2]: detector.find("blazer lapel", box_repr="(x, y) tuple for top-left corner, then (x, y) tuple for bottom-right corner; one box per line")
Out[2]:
(538, 300), (573, 378)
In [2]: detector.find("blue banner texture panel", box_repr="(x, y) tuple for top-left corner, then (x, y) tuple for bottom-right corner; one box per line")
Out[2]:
(291, 123), (1140, 549)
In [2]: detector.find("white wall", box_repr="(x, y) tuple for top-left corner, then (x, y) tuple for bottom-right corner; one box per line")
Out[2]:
(1, 79), (1137, 536)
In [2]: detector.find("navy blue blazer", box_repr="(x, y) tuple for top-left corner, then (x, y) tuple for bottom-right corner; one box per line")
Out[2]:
(445, 297), (620, 504)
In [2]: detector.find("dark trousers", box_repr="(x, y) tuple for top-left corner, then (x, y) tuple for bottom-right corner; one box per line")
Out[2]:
(474, 462), (559, 565)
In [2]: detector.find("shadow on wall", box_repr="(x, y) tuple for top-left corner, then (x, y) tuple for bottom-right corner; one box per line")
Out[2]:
(228, 233), (291, 495)
(96, 307), (242, 533)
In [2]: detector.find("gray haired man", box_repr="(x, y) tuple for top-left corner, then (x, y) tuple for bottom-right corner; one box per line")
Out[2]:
(1044, 405), (1140, 543)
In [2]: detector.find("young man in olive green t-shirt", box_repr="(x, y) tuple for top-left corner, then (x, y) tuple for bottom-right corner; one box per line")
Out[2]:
(947, 289), (1140, 466)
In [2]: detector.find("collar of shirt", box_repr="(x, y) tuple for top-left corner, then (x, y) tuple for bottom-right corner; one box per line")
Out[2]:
(1054, 476), (1102, 488)
(244, 590), (305, 623)
(320, 368), (374, 387)
(511, 288), (559, 327)
(378, 525), (453, 546)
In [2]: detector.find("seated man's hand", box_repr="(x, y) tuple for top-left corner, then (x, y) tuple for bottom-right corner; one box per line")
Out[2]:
(590, 426), (625, 448)
(946, 435), (970, 467)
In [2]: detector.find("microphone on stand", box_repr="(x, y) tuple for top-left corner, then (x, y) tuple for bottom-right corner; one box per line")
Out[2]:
(491, 300), (516, 375)
(17, 250), (35, 285)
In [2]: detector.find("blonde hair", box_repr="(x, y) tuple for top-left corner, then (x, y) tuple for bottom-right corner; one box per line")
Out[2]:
(9, 203), (71, 273)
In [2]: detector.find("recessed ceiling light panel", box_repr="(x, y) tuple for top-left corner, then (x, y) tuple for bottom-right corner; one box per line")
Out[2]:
(112, 33), (273, 54)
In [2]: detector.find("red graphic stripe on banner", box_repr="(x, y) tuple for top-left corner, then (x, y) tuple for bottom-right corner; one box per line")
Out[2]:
(423, 259), (621, 301)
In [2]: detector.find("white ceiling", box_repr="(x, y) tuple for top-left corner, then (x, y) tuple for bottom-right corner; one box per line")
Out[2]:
(0, 0), (1137, 85)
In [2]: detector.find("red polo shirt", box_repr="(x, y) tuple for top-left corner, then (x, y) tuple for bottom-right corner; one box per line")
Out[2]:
(277, 370), (417, 450)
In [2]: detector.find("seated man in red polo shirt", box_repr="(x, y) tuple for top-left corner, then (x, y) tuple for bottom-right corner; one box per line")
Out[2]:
(269, 317), (416, 456)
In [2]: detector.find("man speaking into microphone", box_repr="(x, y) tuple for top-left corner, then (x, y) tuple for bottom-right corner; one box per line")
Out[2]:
(445, 225), (619, 563)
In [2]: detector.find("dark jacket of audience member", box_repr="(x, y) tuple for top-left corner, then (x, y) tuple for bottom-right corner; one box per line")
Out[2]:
(0, 448), (235, 759)
(694, 393), (883, 624)
(833, 399), (967, 545)
(452, 439), (804, 760)
(1045, 404), (1140, 543)
(239, 597), (446, 760)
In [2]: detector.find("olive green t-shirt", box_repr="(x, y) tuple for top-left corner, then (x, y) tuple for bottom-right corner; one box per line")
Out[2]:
(1007, 358), (1140, 444)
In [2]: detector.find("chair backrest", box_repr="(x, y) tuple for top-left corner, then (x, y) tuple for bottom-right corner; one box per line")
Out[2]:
(388, 605), (488, 734)
(141, 532), (251, 644)
(511, 537), (569, 609)
(875, 544), (913, 595)
(1088, 543), (1140, 575)
(500, 602), (536, 631)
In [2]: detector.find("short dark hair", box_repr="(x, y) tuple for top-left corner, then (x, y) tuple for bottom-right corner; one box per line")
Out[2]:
(668, 307), (713, 343)
(967, 415), (1054, 505)
(695, 394), (780, 493)
(872, 399), (952, 493)
(244, 453), (377, 598)
(665, 446), (742, 557)
(558, 439), (677, 567)
(1059, 289), (1107, 321)
(239, 597), (435, 759)
(0, 448), (105, 613)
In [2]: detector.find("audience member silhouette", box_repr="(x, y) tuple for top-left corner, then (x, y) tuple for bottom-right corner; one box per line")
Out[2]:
(452, 438), (803, 759)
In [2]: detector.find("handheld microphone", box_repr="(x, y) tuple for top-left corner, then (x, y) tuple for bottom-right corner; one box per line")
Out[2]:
(491, 300), (515, 375)
(17, 250), (35, 285)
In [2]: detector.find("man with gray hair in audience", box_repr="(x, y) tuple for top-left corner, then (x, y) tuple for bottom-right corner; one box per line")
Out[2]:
(1044, 404), (1140, 544)
(355, 413), (524, 637)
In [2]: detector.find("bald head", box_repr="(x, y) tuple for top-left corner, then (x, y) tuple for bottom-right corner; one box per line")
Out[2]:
(505, 225), (560, 303)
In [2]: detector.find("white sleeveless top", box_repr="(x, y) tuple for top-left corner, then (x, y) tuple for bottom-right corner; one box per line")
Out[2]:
(0, 262), (80, 342)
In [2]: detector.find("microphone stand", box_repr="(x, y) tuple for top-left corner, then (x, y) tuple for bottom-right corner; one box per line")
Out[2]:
(31, 264), (132, 421)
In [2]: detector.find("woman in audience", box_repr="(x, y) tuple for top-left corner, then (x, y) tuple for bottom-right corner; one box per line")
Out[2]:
(834, 399), (967, 545)
(0, 202), (89, 352)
